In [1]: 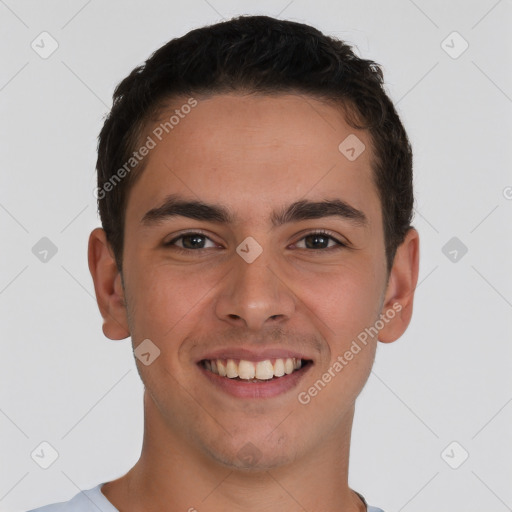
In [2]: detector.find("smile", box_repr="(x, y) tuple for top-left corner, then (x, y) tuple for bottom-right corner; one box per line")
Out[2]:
(201, 357), (305, 381)
(198, 357), (313, 398)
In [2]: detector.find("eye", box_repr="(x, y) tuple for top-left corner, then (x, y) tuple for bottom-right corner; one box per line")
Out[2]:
(164, 231), (219, 251)
(293, 230), (346, 251)
(164, 229), (346, 253)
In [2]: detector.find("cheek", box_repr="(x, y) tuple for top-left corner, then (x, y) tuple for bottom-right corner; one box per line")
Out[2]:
(298, 261), (384, 344)
(126, 259), (222, 342)
(294, 270), (380, 418)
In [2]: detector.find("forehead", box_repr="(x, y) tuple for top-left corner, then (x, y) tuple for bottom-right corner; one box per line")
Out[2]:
(125, 93), (381, 229)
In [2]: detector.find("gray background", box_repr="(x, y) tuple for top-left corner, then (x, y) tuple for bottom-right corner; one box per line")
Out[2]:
(1, 0), (511, 511)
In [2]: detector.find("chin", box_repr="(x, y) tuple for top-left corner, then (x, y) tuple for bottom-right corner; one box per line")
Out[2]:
(204, 433), (299, 472)
(214, 449), (294, 472)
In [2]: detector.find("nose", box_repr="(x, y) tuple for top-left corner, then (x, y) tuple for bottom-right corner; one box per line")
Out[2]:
(215, 245), (296, 332)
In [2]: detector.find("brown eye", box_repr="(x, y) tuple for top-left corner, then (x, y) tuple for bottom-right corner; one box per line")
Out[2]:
(165, 232), (217, 251)
(294, 231), (345, 250)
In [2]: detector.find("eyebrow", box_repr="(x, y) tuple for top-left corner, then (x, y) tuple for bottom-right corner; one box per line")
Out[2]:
(141, 193), (368, 228)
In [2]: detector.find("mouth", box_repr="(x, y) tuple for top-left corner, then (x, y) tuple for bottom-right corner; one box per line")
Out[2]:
(197, 357), (313, 398)
(200, 357), (310, 380)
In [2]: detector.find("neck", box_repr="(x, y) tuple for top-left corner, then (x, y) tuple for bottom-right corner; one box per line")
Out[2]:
(101, 390), (365, 512)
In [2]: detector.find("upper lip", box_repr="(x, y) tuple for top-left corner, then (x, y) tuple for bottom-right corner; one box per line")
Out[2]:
(196, 347), (313, 363)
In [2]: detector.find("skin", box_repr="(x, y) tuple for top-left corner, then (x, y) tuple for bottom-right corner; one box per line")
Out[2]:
(88, 93), (419, 512)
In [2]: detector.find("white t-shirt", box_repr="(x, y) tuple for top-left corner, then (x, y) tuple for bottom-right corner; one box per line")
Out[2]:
(26, 483), (116, 512)
(27, 483), (386, 512)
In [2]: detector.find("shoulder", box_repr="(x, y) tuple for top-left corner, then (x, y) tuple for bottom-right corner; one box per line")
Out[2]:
(25, 483), (117, 512)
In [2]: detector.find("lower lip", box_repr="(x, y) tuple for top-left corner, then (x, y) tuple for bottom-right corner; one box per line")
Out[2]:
(198, 362), (312, 399)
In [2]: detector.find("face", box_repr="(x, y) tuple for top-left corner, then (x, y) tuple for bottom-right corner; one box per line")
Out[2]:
(95, 93), (411, 471)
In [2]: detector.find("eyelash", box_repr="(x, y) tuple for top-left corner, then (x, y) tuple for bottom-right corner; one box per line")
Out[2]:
(164, 230), (347, 254)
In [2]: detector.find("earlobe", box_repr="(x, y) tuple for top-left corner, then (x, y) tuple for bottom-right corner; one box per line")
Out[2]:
(378, 228), (420, 344)
(88, 228), (130, 340)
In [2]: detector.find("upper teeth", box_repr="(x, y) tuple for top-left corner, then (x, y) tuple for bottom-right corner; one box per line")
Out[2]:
(204, 358), (302, 380)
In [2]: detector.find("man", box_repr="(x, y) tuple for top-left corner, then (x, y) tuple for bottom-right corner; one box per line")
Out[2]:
(29, 14), (419, 512)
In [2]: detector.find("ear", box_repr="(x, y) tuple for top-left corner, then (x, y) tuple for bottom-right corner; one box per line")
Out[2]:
(378, 228), (420, 343)
(88, 227), (130, 340)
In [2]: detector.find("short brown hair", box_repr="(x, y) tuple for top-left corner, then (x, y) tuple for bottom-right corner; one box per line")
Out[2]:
(96, 14), (414, 274)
